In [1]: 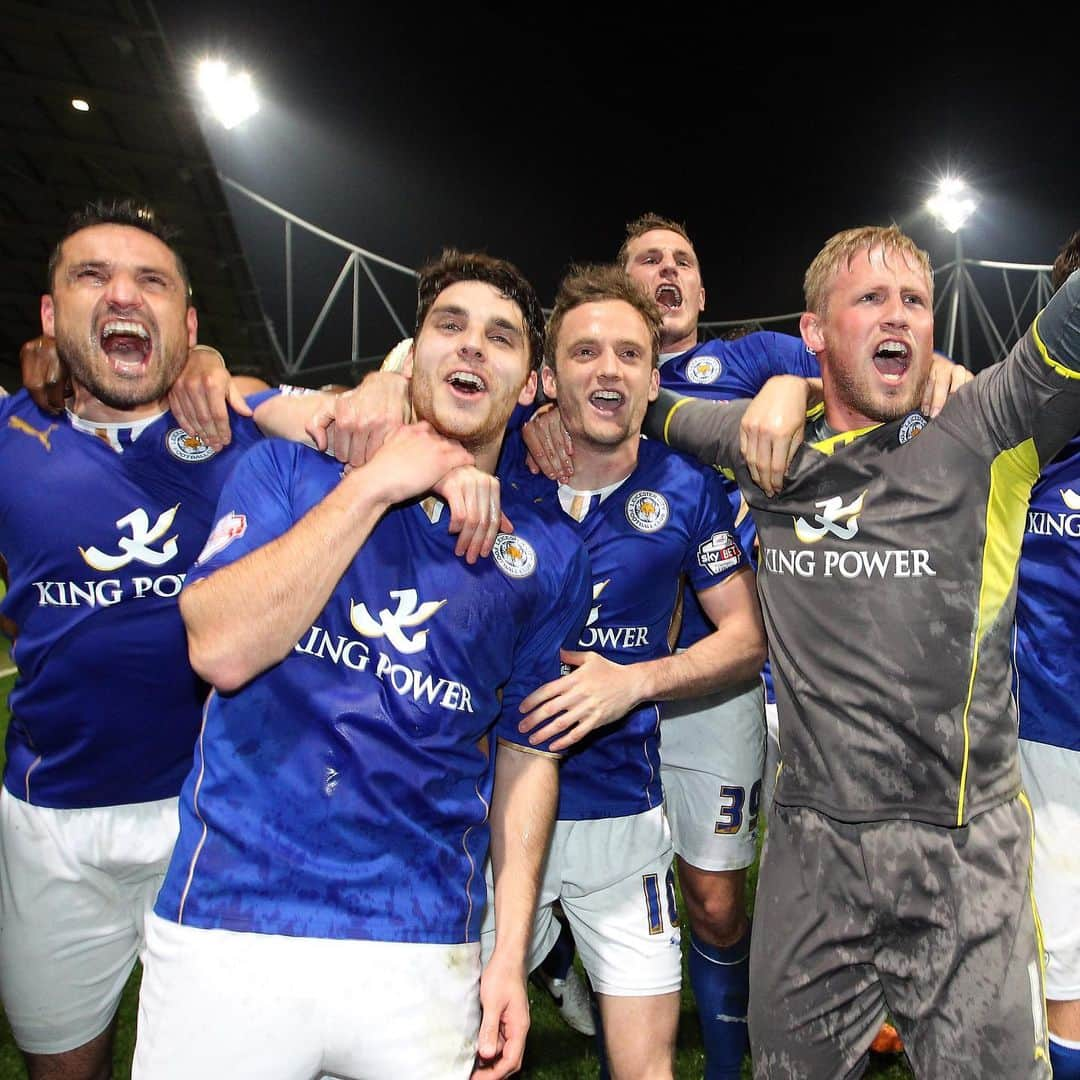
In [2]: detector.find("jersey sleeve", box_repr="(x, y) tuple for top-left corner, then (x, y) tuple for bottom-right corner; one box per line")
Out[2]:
(644, 388), (749, 471)
(730, 331), (820, 389)
(959, 269), (1080, 466)
(183, 440), (304, 588)
(494, 537), (591, 756)
(683, 464), (747, 592)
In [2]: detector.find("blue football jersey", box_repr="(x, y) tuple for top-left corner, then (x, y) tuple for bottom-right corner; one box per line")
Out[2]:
(1014, 435), (1080, 750)
(659, 332), (819, 652)
(502, 432), (747, 820)
(0, 391), (264, 808)
(155, 439), (591, 944)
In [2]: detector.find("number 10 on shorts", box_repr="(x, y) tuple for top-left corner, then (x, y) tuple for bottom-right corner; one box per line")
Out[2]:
(642, 868), (679, 935)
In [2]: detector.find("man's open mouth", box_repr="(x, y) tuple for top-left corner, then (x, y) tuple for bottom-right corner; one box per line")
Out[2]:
(100, 319), (151, 368)
(447, 370), (487, 395)
(589, 389), (624, 413)
(872, 340), (910, 382)
(655, 284), (683, 313)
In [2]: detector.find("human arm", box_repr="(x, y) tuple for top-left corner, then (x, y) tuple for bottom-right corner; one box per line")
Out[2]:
(922, 352), (973, 417)
(738, 375), (821, 496)
(520, 403), (574, 482)
(642, 387), (750, 471)
(167, 346), (256, 449)
(20, 334), (68, 412)
(473, 743), (558, 1078)
(253, 383), (508, 562)
(179, 423), (473, 691)
(518, 567), (765, 751)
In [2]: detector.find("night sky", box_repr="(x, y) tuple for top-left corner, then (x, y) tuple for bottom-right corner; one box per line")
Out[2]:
(151, 6), (1077, 363)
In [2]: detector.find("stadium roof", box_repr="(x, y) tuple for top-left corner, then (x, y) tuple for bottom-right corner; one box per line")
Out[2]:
(0, 0), (278, 391)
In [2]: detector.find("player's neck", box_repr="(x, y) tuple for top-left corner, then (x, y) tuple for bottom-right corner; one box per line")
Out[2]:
(69, 380), (170, 424)
(565, 436), (639, 491)
(660, 329), (699, 356)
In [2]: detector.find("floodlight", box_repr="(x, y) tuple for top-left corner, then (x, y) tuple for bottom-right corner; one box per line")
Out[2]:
(926, 177), (977, 233)
(197, 58), (260, 130)
(71, 98), (90, 112)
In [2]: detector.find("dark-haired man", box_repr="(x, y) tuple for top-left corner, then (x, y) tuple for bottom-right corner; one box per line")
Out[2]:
(131, 251), (591, 1079)
(487, 263), (765, 1079)
(0, 198), (444, 1080)
(647, 225), (1080, 1077)
(0, 198), (283, 1080)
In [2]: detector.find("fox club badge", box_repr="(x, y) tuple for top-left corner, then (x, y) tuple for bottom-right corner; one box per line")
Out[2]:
(166, 428), (216, 462)
(492, 533), (537, 579)
(625, 490), (669, 532)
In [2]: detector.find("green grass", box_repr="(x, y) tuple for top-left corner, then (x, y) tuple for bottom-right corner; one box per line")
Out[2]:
(0, 667), (912, 1077)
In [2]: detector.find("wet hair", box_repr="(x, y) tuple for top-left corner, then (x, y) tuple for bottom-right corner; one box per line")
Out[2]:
(1051, 229), (1080, 292)
(803, 225), (933, 314)
(617, 212), (696, 269)
(414, 249), (546, 371)
(545, 263), (663, 369)
(47, 197), (191, 297)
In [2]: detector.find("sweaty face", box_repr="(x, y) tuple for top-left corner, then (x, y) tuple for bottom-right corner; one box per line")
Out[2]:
(544, 300), (659, 451)
(623, 229), (705, 353)
(801, 246), (934, 431)
(42, 224), (196, 420)
(409, 280), (536, 466)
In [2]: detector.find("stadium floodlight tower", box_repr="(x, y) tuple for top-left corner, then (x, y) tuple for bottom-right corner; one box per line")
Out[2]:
(197, 59), (260, 130)
(926, 177), (978, 363)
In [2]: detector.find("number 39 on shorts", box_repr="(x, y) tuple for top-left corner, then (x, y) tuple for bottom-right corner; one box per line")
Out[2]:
(714, 780), (762, 837)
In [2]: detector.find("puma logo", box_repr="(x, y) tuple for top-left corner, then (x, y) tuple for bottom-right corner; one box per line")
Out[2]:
(8, 417), (58, 452)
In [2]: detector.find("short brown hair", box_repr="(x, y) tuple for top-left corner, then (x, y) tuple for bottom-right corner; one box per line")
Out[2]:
(545, 264), (663, 369)
(617, 213), (694, 270)
(414, 249), (545, 371)
(803, 225), (933, 314)
(48, 197), (191, 297)
(1051, 229), (1080, 293)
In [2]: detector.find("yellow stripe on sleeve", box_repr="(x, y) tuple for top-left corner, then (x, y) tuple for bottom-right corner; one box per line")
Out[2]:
(956, 439), (1040, 823)
(1032, 313), (1080, 380)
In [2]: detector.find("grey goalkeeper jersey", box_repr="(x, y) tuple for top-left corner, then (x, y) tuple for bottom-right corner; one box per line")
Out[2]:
(647, 272), (1080, 827)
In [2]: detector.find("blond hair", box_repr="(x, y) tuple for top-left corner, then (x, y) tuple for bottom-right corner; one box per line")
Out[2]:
(804, 226), (932, 314)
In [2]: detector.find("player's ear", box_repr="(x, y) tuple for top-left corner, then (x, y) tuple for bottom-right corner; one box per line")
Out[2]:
(648, 366), (660, 402)
(186, 306), (198, 347)
(40, 294), (55, 337)
(540, 364), (557, 401)
(698, 282), (706, 314)
(800, 311), (825, 355)
(402, 344), (414, 379)
(517, 369), (538, 407)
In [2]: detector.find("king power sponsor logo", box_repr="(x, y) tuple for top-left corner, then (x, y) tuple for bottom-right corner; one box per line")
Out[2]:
(1026, 488), (1080, 538)
(577, 578), (651, 650)
(294, 588), (474, 713)
(764, 492), (938, 580)
(33, 505), (187, 608)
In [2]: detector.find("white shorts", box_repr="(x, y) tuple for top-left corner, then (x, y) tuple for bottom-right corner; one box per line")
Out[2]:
(1019, 738), (1080, 999)
(0, 788), (178, 1054)
(483, 805), (681, 997)
(762, 699), (781, 817)
(661, 681), (765, 871)
(133, 914), (481, 1080)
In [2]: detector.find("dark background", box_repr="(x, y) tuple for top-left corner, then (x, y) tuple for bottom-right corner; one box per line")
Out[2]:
(3, 5), (1075, 385)
(159, 8), (1075, 311)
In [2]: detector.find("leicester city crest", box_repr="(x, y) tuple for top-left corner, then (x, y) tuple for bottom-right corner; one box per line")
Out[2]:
(625, 490), (669, 533)
(166, 428), (216, 462)
(493, 533), (537, 579)
(897, 412), (926, 445)
(686, 355), (722, 385)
